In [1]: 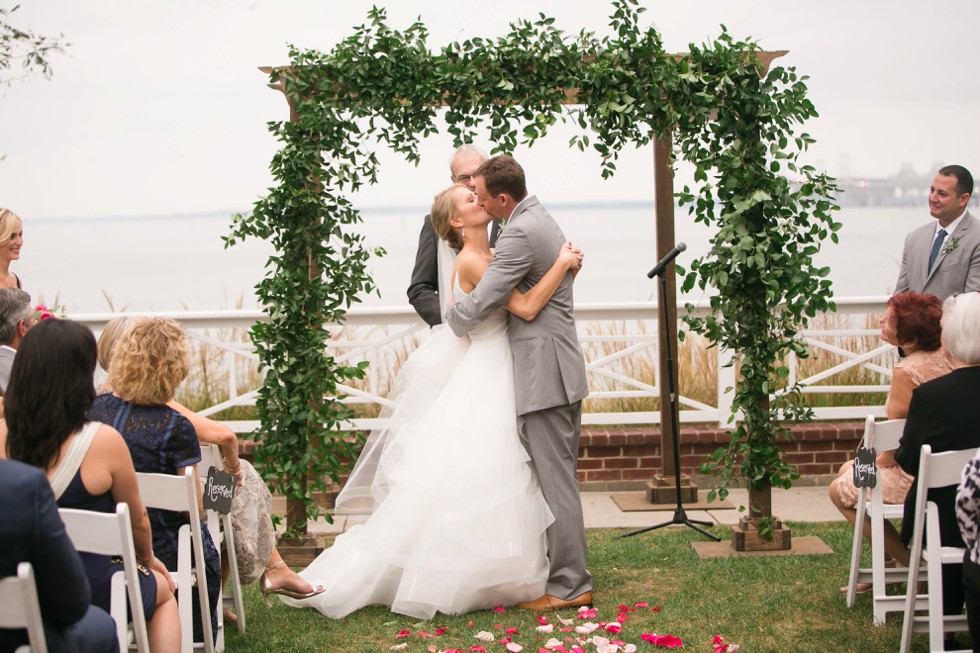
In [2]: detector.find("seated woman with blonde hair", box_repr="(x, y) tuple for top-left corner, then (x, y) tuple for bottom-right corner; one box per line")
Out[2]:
(94, 316), (323, 622)
(829, 291), (953, 593)
(1, 319), (180, 652)
(88, 316), (221, 644)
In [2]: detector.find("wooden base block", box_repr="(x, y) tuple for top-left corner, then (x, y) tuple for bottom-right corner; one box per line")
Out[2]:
(646, 475), (699, 505)
(276, 536), (325, 568)
(730, 516), (792, 551)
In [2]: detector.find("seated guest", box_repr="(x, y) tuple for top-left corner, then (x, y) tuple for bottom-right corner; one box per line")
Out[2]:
(830, 291), (953, 592)
(87, 316), (219, 644)
(897, 292), (980, 617)
(0, 287), (34, 394)
(953, 295), (980, 645)
(0, 458), (118, 653)
(94, 317), (323, 621)
(0, 319), (180, 653)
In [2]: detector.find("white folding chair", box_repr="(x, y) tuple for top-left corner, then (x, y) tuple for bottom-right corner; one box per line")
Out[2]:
(899, 444), (976, 653)
(137, 468), (215, 653)
(199, 443), (246, 640)
(845, 416), (909, 623)
(0, 562), (47, 653)
(59, 503), (151, 653)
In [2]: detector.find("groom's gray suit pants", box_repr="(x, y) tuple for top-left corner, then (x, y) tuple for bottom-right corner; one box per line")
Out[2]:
(521, 401), (593, 600)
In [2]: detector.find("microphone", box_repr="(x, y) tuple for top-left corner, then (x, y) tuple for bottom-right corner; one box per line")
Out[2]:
(647, 242), (688, 278)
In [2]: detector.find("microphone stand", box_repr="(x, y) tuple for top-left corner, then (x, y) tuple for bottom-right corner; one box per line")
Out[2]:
(620, 266), (719, 541)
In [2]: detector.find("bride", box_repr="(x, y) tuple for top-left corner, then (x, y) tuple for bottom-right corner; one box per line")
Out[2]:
(282, 184), (583, 619)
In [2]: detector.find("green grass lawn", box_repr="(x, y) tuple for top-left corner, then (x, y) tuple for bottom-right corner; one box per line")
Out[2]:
(222, 521), (950, 652)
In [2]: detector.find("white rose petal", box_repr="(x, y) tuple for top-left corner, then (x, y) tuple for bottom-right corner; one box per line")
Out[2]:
(389, 645), (407, 651)
(575, 622), (599, 635)
(543, 638), (564, 650)
(475, 632), (495, 642)
(505, 643), (524, 653)
(535, 624), (555, 634)
(623, 645), (638, 653)
(557, 616), (575, 626)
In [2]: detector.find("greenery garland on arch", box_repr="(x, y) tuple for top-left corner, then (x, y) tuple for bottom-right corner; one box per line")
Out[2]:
(226, 0), (840, 537)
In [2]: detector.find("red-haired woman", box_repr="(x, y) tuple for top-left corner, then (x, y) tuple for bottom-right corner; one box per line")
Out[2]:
(831, 291), (953, 592)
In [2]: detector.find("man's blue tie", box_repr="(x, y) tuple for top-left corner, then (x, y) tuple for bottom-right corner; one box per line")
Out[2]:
(928, 228), (947, 271)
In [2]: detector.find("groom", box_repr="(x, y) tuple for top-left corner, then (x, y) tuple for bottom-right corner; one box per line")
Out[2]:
(446, 154), (593, 610)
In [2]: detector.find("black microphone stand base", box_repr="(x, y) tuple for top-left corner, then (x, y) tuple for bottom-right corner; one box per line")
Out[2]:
(620, 506), (720, 541)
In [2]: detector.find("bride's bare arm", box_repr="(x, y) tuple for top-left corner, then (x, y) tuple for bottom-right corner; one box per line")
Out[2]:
(505, 243), (582, 321)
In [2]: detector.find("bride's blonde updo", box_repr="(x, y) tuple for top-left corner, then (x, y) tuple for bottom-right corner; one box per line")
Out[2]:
(430, 184), (464, 251)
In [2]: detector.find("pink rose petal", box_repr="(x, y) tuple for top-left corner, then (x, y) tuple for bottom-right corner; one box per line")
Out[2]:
(396, 630), (411, 639)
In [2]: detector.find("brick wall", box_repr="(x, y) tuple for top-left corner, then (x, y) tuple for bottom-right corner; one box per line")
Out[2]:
(240, 421), (865, 492)
(577, 422), (864, 490)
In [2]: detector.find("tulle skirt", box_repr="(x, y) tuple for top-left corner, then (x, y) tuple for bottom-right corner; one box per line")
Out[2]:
(283, 325), (553, 619)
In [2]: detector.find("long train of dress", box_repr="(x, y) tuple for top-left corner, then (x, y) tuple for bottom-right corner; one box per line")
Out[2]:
(283, 297), (553, 619)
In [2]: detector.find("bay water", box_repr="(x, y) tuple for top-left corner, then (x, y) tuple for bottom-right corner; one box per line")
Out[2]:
(20, 204), (920, 315)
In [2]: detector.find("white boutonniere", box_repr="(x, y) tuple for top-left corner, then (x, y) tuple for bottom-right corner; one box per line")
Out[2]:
(942, 235), (961, 255)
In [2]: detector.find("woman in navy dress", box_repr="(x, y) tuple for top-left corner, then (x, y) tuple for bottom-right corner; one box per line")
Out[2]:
(88, 316), (220, 645)
(0, 318), (181, 652)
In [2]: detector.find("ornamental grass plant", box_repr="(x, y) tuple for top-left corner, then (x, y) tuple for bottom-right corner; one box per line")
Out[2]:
(224, 522), (933, 653)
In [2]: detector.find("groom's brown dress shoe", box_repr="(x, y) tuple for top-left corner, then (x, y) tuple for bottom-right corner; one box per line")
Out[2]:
(515, 591), (593, 611)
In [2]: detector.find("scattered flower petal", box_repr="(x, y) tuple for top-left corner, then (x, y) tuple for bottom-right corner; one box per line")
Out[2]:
(537, 616), (550, 626)
(493, 605), (508, 614)
(577, 607), (598, 619)
(641, 633), (683, 648)
(536, 624), (555, 634)
(634, 602), (648, 609)
(557, 616), (575, 626)
(622, 646), (637, 653)
(542, 638), (565, 650)
(390, 645), (407, 651)
(435, 627), (450, 635)
(505, 627), (518, 635)
(396, 629), (411, 639)
(575, 622), (599, 635)
(469, 647), (486, 653)
(474, 632), (495, 643)
(419, 631), (434, 638)
(650, 606), (662, 613)
(505, 643), (524, 653)
(604, 622), (623, 634)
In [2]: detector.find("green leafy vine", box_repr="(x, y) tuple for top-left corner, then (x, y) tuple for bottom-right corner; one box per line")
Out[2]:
(228, 0), (840, 536)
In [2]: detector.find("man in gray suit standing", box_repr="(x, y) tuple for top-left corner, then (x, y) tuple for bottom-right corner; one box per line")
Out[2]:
(0, 288), (33, 393)
(895, 164), (980, 299)
(446, 155), (592, 611)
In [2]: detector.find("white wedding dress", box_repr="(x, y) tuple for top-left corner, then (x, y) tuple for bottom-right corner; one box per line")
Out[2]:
(282, 280), (553, 620)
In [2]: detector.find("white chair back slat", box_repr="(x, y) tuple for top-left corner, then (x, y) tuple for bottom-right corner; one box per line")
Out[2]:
(197, 443), (244, 643)
(0, 562), (47, 652)
(60, 503), (150, 653)
(136, 468), (215, 653)
(899, 444), (977, 653)
(845, 415), (908, 623)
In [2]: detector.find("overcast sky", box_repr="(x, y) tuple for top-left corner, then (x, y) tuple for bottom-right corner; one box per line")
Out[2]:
(1, 0), (977, 219)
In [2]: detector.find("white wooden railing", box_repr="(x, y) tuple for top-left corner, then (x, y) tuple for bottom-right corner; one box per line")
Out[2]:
(73, 295), (893, 434)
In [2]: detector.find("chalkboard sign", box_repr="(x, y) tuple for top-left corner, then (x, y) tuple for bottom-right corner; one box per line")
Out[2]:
(203, 466), (236, 514)
(852, 448), (878, 489)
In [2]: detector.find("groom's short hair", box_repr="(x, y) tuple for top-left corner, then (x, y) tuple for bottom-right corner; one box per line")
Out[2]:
(476, 155), (528, 202)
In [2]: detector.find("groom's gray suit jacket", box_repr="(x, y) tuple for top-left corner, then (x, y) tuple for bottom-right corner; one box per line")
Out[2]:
(445, 196), (588, 415)
(894, 210), (980, 299)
